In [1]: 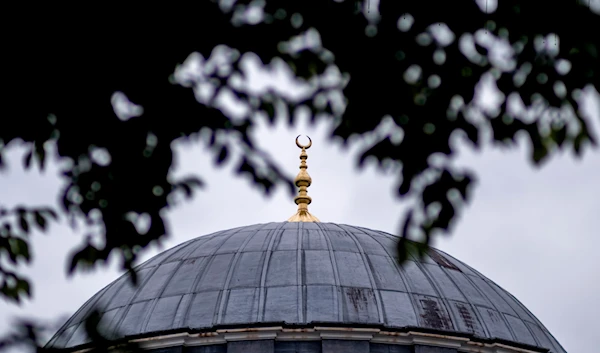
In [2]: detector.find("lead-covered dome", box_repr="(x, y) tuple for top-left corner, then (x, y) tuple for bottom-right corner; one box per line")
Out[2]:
(48, 222), (565, 353)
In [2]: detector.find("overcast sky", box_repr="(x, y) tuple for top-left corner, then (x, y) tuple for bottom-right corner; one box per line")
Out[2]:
(2, 10), (600, 352)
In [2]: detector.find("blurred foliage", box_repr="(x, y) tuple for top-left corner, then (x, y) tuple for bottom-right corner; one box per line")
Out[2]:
(0, 310), (141, 353)
(0, 0), (599, 350)
(0, 206), (57, 303)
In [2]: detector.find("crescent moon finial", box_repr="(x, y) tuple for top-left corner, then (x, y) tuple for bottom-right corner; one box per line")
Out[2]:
(288, 135), (319, 222)
(295, 135), (312, 149)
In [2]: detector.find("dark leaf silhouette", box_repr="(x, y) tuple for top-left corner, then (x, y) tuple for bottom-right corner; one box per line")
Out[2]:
(34, 211), (47, 231)
(217, 145), (229, 164)
(0, 309), (141, 353)
(22, 148), (33, 170)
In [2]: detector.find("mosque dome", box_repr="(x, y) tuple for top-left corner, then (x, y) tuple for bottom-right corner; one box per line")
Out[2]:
(47, 137), (567, 353)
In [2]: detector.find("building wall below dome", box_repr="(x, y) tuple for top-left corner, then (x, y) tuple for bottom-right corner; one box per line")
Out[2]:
(144, 342), (451, 353)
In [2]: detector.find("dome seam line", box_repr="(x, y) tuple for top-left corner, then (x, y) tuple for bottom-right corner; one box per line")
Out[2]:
(210, 227), (254, 326)
(338, 224), (386, 325)
(315, 222), (343, 322)
(257, 222), (287, 323)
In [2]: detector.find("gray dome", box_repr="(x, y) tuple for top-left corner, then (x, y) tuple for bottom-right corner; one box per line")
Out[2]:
(48, 222), (565, 352)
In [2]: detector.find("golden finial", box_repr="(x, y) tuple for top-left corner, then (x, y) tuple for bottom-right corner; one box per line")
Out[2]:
(287, 135), (320, 223)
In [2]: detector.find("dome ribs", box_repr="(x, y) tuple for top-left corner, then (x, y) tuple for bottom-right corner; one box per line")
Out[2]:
(336, 224), (387, 325)
(313, 222), (344, 322)
(215, 227), (263, 325)
(258, 222), (293, 323)
(47, 223), (566, 353)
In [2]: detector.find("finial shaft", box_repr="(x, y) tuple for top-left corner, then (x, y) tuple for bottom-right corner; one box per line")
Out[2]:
(287, 135), (320, 223)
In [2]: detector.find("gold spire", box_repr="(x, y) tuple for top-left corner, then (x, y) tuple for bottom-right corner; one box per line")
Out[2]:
(287, 135), (320, 223)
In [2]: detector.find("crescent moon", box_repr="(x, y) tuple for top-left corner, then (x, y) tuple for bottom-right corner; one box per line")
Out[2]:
(295, 135), (312, 149)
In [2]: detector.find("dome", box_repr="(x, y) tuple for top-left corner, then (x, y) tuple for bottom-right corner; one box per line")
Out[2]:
(47, 222), (566, 353)
(47, 138), (566, 353)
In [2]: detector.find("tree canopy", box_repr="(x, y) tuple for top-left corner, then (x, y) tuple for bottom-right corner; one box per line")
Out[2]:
(1, 0), (599, 349)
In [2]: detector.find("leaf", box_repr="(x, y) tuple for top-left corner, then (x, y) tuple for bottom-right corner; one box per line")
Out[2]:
(434, 199), (455, 230)
(0, 271), (32, 303)
(422, 174), (446, 207)
(454, 174), (473, 201)
(22, 148), (33, 169)
(125, 267), (139, 287)
(552, 125), (567, 148)
(573, 131), (590, 157)
(10, 237), (31, 262)
(262, 102), (276, 123)
(16, 278), (31, 297)
(41, 207), (58, 220)
(402, 208), (413, 233)
(172, 176), (204, 199)
(19, 215), (29, 234)
(456, 112), (479, 147)
(175, 182), (192, 198)
(216, 145), (228, 164)
(532, 143), (549, 164)
(34, 142), (46, 171)
(34, 212), (47, 231)
(68, 243), (100, 275)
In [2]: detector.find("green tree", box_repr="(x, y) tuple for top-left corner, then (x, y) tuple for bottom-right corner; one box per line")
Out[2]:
(1, 0), (598, 350)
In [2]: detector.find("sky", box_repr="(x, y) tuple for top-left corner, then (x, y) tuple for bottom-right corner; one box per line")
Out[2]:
(2, 6), (600, 353)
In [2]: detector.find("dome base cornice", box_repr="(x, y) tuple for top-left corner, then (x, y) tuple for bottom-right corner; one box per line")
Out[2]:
(73, 326), (548, 353)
